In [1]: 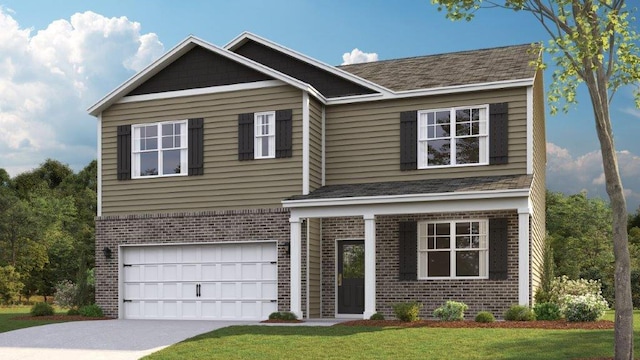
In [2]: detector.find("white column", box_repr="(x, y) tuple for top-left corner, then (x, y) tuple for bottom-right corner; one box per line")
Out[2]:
(363, 214), (376, 319)
(518, 209), (531, 305)
(289, 218), (303, 319)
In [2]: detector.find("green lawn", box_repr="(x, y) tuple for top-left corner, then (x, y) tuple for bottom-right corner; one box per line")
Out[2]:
(0, 306), (69, 333)
(145, 311), (640, 360)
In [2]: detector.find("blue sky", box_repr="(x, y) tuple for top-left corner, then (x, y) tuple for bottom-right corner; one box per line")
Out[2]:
(0, 0), (639, 210)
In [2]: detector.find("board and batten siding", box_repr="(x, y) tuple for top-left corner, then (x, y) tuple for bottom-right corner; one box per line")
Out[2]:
(530, 70), (547, 300)
(101, 85), (303, 216)
(324, 88), (529, 184)
(309, 98), (323, 191)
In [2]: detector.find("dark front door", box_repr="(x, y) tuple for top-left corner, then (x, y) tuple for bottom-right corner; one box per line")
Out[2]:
(337, 240), (365, 314)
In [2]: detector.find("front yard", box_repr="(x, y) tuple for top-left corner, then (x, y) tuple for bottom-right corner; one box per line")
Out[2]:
(144, 311), (640, 360)
(0, 306), (71, 333)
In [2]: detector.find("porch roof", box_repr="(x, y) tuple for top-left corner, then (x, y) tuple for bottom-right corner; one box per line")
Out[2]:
(287, 174), (533, 201)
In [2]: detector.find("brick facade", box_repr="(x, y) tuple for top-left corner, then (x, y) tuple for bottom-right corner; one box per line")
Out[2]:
(94, 208), (291, 318)
(320, 210), (520, 319)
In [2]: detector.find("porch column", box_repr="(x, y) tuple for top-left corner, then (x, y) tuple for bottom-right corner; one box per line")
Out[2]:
(363, 214), (376, 319)
(290, 218), (303, 319)
(518, 208), (531, 306)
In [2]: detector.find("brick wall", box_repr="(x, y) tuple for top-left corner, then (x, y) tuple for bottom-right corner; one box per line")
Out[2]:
(321, 210), (520, 319)
(95, 208), (291, 318)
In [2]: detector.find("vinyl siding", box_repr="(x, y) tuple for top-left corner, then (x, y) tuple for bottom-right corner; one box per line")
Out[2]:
(307, 218), (322, 318)
(101, 85), (303, 215)
(309, 98), (323, 191)
(324, 88), (529, 184)
(530, 70), (547, 301)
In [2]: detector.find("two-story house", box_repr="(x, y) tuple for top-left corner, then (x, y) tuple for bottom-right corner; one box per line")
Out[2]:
(88, 32), (546, 321)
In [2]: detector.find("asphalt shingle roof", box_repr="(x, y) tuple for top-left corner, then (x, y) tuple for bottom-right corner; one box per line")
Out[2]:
(287, 175), (532, 201)
(338, 44), (539, 92)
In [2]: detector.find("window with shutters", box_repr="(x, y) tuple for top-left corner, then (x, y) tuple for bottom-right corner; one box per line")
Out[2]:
(417, 220), (488, 279)
(132, 120), (188, 178)
(417, 105), (488, 168)
(254, 111), (275, 159)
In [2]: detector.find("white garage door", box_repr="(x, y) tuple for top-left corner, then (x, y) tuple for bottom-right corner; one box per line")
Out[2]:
(122, 242), (278, 320)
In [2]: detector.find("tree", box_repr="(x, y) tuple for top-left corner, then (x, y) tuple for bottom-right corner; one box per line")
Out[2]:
(431, 1), (639, 357)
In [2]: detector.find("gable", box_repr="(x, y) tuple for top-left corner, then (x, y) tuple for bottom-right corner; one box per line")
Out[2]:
(232, 39), (378, 98)
(126, 45), (273, 96)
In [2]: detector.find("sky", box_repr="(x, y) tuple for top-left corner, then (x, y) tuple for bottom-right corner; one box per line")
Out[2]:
(0, 0), (639, 211)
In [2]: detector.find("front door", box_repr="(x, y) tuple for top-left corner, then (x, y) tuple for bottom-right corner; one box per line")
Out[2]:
(337, 240), (365, 314)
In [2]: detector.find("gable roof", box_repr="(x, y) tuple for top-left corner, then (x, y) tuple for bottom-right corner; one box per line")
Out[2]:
(338, 44), (539, 92)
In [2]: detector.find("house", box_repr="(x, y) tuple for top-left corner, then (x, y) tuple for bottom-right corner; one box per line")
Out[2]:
(88, 32), (546, 321)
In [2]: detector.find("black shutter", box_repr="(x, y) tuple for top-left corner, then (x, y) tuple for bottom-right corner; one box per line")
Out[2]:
(238, 113), (254, 160)
(489, 103), (509, 165)
(399, 221), (418, 281)
(489, 218), (509, 280)
(275, 109), (292, 158)
(400, 111), (418, 171)
(188, 118), (204, 176)
(117, 125), (131, 180)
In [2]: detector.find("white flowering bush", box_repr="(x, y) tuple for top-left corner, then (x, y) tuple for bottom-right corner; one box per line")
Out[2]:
(563, 293), (609, 322)
(54, 280), (77, 308)
(549, 275), (602, 310)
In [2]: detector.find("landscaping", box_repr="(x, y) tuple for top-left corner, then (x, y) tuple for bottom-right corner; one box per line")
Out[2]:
(0, 306), (72, 333)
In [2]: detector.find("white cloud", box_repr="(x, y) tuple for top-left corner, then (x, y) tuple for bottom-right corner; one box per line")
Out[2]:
(341, 48), (378, 65)
(0, 8), (164, 175)
(546, 142), (640, 211)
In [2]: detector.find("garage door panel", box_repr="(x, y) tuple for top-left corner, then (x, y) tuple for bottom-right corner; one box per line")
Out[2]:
(143, 284), (159, 299)
(200, 264), (217, 280)
(181, 265), (197, 281)
(163, 283), (178, 298)
(144, 266), (159, 281)
(262, 282), (277, 298)
(162, 247), (178, 263)
(124, 283), (140, 298)
(182, 247), (198, 262)
(124, 266), (141, 281)
(262, 263), (277, 280)
(200, 283), (216, 298)
(181, 301), (197, 317)
(221, 264), (238, 279)
(163, 265), (178, 281)
(145, 248), (162, 263)
(220, 283), (237, 298)
(163, 301), (178, 318)
(181, 283), (197, 299)
(200, 246), (219, 262)
(241, 263), (257, 279)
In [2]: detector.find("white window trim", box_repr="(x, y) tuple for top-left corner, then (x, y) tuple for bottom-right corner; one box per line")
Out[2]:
(131, 120), (188, 179)
(417, 219), (489, 280)
(417, 104), (490, 169)
(254, 111), (276, 159)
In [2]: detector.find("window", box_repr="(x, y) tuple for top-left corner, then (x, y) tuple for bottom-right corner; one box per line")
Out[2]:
(418, 105), (488, 168)
(132, 120), (187, 178)
(254, 111), (275, 159)
(418, 220), (488, 279)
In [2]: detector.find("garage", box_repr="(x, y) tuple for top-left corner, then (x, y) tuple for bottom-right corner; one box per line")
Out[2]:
(121, 242), (278, 320)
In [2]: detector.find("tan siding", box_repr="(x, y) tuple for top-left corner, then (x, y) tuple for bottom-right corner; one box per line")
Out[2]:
(309, 98), (323, 191)
(307, 218), (321, 318)
(530, 70), (547, 301)
(101, 86), (303, 215)
(325, 88), (529, 184)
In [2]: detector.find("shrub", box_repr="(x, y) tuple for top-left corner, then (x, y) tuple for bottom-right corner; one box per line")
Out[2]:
(392, 302), (422, 322)
(433, 301), (468, 321)
(79, 304), (103, 317)
(564, 294), (608, 322)
(504, 305), (535, 321)
(549, 276), (602, 309)
(268, 311), (297, 320)
(67, 308), (80, 316)
(31, 302), (54, 316)
(369, 312), (385, 320)
(0, 265), (23, 305)
(54, 280), (78, 308)
(474, 311), (495, 323)
(533, 302), (562, 321)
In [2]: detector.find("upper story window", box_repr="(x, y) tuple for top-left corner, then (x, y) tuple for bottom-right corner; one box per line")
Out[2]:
(418, 105), (488, 168)
(254, 111), (275, 159)
(132, 120), (188, 178)
(417, 220), (488, 279)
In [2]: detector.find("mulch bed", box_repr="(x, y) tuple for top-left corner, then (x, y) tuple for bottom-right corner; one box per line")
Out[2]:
(12, 315), (112, 321)
(260, 319), (304, 323)
(337, 319), (615, 330)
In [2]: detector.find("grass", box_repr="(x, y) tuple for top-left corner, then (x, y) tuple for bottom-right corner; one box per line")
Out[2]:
(144, 310), (640, 360)
(0, 306), (70, 333)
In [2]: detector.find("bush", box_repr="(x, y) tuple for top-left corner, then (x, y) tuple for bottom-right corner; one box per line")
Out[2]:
(0, 265), (23, 305)
(54, 280), (77, 308)
(369, 312), (385, 320)
(268, 311), (297, 320)
(31, 302), (54, 316)
(533, 302), (562, 320)
(392, 302), (422, 322)
(504, 305), (535, 321)
(564, 294), (608, 322)
(474, 311), (495, 323)
(549, 276), (602, 309)
(433, 301), (468, 321)
(79, 304), (103, 317)
(67, 308), (80, 316)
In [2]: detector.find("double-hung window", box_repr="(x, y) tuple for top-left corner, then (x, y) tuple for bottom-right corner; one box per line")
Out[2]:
(132, 120), (187, 178)
(417, 220), (488, 279)
(254, 111), (275, 159)
(418, 105), (488, 168)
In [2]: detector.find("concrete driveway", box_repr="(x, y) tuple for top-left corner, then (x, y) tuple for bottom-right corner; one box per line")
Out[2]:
(0, 319), (254, 360)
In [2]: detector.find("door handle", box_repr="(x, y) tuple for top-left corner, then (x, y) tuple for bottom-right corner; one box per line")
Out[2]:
(338, 273), (342, 287)
(196, 284), (201, 297)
